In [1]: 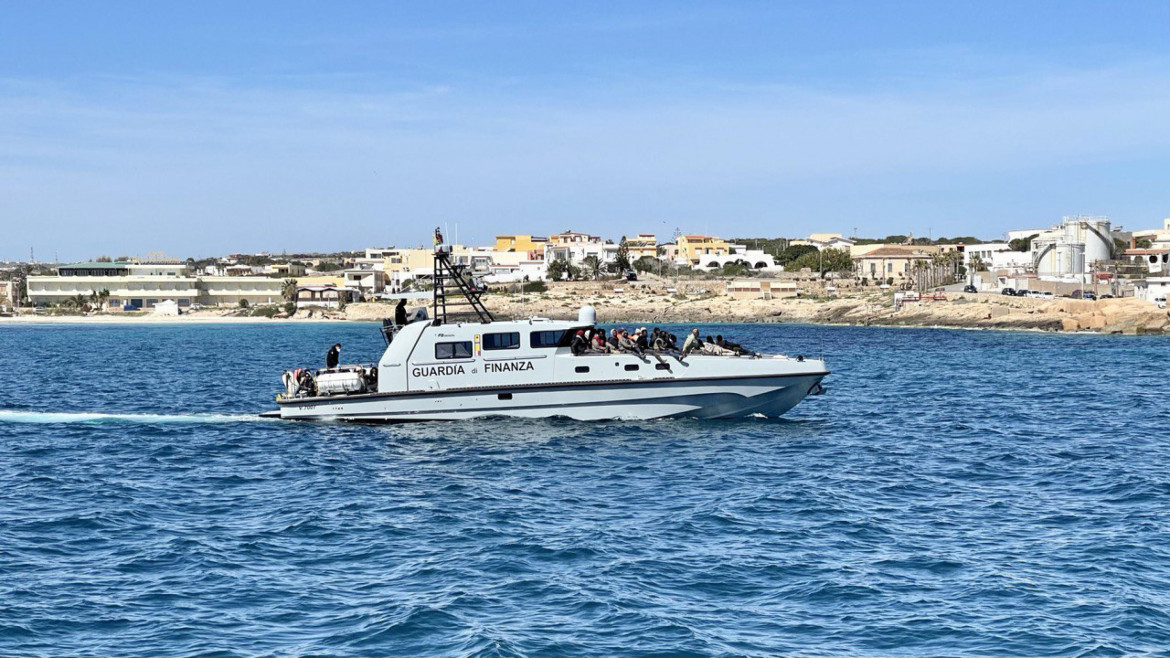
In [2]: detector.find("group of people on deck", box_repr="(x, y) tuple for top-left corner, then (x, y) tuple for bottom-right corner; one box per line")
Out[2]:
(570, 326), (749, 361)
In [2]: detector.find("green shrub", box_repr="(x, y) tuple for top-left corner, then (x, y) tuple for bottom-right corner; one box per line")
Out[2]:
(522, 281), (547, 293)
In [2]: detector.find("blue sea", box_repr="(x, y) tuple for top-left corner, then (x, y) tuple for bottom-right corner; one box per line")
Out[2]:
(2, 322), (1169, 656)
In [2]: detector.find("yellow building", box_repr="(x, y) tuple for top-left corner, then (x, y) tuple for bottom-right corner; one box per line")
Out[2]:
(381, 248), (435, 275)
(493, 235), (548, 257)
(677, 235), (730, 265)
(627, 234), (659, 261)
(293, 276), (347, 288)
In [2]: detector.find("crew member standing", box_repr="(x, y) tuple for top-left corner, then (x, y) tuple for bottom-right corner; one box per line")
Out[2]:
(326, 342), (341, 369)
(394, 298), (408, 325)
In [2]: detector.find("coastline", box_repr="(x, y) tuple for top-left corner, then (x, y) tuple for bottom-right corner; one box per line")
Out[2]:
(4, 288), (1168, 335)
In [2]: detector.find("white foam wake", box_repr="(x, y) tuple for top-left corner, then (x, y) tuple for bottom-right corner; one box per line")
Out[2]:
(0, 410), (269, 424)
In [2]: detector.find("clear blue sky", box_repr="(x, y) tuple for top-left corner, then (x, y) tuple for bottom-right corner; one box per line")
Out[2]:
(3, 1), (1170, 260)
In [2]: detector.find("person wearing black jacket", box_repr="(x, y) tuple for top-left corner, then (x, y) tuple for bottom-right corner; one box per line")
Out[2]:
(326, 343), (341, 369)
(570, 330), (589, 356)
(394, 298), (408, 325)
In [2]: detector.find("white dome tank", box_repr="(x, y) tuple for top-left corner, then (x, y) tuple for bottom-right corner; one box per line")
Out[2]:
(578, 305), (597, 325)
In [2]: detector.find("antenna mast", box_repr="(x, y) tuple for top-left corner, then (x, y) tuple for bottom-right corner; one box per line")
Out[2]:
(431, 227), (493, 325)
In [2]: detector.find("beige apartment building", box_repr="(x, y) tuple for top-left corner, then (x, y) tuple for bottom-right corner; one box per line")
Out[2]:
(852, 246), (939, 281)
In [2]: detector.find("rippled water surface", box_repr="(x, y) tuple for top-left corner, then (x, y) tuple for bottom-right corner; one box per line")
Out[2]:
(2, 322), (1169, 655)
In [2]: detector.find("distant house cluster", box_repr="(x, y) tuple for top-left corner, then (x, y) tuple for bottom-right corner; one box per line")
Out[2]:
(11, 214), (1170, 311)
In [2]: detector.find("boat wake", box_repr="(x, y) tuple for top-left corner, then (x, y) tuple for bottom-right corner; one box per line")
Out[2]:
(0, 410), (270, 424)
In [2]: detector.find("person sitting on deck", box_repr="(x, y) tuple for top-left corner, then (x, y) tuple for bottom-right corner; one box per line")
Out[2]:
(665, 331), (679, 351)
(681, 328), (702, 360)
(618, 330), (642, 355)
(608, 329), (621, 350)
(716, 334), (745, 355)
(592, 330), (609, 352)
(635, 327), (650, 351)
(703, 336), (734, 356)
(570, 329), (589, 356)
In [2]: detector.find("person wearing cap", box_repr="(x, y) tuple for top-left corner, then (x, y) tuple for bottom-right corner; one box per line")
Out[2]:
(570, 329), (588, 355)
(635, 327), (650, 351)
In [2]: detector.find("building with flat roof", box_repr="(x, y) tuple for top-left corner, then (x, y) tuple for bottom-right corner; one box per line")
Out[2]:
(548, 230), (601, 245)
(626, 234), (658, 261)
(493, 235), (548, 257)
(791, 233), (856, 251)
(27, 261), (283, 309)
(726, 279), (797, 300)
(676, 235), (731, 265)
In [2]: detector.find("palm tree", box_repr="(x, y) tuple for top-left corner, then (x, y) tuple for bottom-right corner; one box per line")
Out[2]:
(582, 255), (602, 280)
(281, 278), (298, 302)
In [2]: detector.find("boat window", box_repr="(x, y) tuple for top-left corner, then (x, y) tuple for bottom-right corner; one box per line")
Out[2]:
(498, 393), (513, 400)
(655, 363), (670, 370)
(530, 330), (567, 349)
(575, 366), (590, 373)
(624, 364), (639, 371)
(435, 341), (473, 359)
(483, 332), (520, 350)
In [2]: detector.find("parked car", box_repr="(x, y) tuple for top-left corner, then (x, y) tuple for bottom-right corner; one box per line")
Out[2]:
(1081, 292), (1097, 301)
(963, 284), (978, 293)
(1156, 296), (1167, 309)
(1038, 291), (1055, 299)
(1001, 287), (1016, 296)
(1012, 289), (1028, 297)
(1100, 294), (1115, 299)
(624, 270), (638, 282)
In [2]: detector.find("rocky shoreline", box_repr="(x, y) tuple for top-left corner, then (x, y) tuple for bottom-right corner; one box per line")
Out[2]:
(352, 287), (1169, 335)
(6, 288), (1167, 335)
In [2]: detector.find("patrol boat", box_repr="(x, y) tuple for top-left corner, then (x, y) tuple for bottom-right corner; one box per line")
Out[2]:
(265, 241), (828, 422)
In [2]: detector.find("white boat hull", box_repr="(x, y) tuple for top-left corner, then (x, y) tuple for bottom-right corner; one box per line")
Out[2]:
(275, 371), (826, 422)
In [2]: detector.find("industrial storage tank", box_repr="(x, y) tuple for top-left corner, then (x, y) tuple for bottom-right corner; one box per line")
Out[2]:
(1032, 216), (1111, 276)
(1069, 216), (1113, 268)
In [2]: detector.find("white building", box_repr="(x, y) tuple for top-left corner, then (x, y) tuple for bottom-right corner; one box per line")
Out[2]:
(791, 233), (856, 251)
(343, 268), (387, 300)
(964, 243), (1033, 274)
(26, 260), (283, 309)
(544, 241), (619, 268)
(1134, 277), (1170, 306)
(695, 243), (780, 271)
